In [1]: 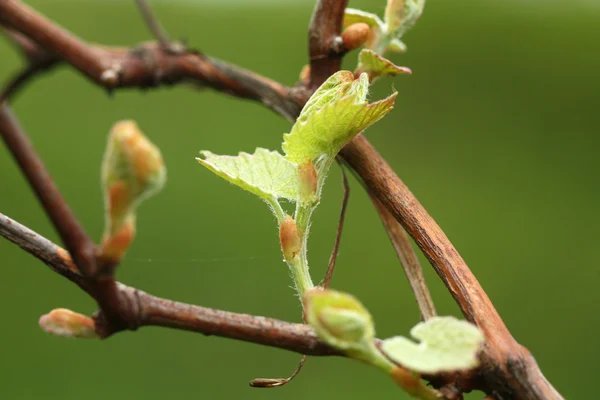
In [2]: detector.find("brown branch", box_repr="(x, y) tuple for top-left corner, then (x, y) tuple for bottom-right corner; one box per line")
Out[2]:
(341, 136), (562, 399)
(2, 27), (55, 63)
(0, 211), (337, 355)
(0, 1), (563, 398)
(0, 0), (302, 120)
(308, 0), (348, 89)
(0, 105), (97, 276)
(369, 192), (436, 321)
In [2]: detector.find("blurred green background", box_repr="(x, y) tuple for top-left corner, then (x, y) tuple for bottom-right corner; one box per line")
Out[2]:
(1, 0), (598, 398)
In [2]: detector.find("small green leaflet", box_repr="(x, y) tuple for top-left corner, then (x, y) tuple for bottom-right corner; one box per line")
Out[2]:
(382, 316), (484, 374)
(196, 148), (297, 202)
(282, 71), (397, 173)
(344, 1), (425, 54)
(343, 8), (384, 30)
(357, 49), (412, 82)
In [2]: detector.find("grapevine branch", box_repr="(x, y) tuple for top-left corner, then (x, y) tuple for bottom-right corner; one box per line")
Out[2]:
(0, 0), (563, 398)
(0, 211), (337, 355)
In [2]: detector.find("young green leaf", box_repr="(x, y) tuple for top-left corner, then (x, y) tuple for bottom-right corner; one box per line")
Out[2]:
(282, 71), (396, 179)
(343, 8), (384, 30)
(196, 148), (297, 217)
(357, 49), (412, 82)
(385, 0), (426, 38)
(345, 1), (425, 54)
(382, 316), (484, 374)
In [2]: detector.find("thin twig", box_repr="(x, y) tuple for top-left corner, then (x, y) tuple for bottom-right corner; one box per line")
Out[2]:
(322, 160), (350, 288)
(134, 0), (173, 52)
(0, 28), (59, 104)
(249, 355), (308, 388)
(0, 105), (97, 277)
(0, 66), (38, 105)
(369, 192), (436, 320)
(0, 211), (338, 356)
(0, 0), (303, 120)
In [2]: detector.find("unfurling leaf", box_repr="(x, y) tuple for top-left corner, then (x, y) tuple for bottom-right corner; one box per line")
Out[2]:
(100, 120), (166, 263)
(385, 0), (426, 38)
(382, 316), (484, 374)
(304, 288), (375, 352)
(282, 71), (396, 184)
(357, 49), (412, 82)
(343, 8), (384, 31)
(345, 1), (425, 54)
(197, 148), (297, 217)
(39, 308), (98, 339)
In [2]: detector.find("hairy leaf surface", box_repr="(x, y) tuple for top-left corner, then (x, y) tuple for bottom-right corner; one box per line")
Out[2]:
(382, 316), (484, 374)
(197, 148), (297, 202)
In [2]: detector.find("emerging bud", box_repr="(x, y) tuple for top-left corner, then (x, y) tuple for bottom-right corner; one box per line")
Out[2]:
(39, 308), (98, 339)
(297, 161), (318, 203)
(304, 288), (374, 351)
(341, 23), (371, 52)
(102, 120), (166, 233)
(100, 120), (166, 261)
(100, 215), (136, 265)
(299, 65), (311, 83)
(279, 215), (302, 262)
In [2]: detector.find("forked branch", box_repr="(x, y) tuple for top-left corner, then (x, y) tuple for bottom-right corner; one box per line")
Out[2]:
(0, 0), (563, 398)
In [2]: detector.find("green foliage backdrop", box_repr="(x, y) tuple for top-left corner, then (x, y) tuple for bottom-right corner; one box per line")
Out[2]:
(0, 1), (598, 398)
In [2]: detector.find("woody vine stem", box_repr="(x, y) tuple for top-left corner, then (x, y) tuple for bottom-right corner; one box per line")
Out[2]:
(0, 0), (562, 399)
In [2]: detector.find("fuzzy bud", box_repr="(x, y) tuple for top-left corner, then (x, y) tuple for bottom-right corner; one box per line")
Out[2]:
(279, 215), (302, 262)
(297, 161), (318, 203)
(39, 308), (98, 339)
(341, 23), (371, 51)
(100, 120), (166, 262)
(100, 215), (136, 265)
(304, 288), (374, 351)
(299, 65), (311, 83)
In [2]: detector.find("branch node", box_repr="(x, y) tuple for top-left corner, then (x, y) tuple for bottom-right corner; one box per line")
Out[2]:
(330, 36), (345, 55)
(100, 66), (121, 87)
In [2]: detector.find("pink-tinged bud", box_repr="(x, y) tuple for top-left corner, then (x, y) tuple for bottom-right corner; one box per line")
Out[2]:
(100, 216), (136, 265)
(102, 120), (166, 235)
(39, 308), (98, 339)
(299, 65), (311, 83)
(279, 215), (302, 262)
(101, 120), (166, 264)
(297, 161), (318, 203)
(341, 23), (371, 51)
